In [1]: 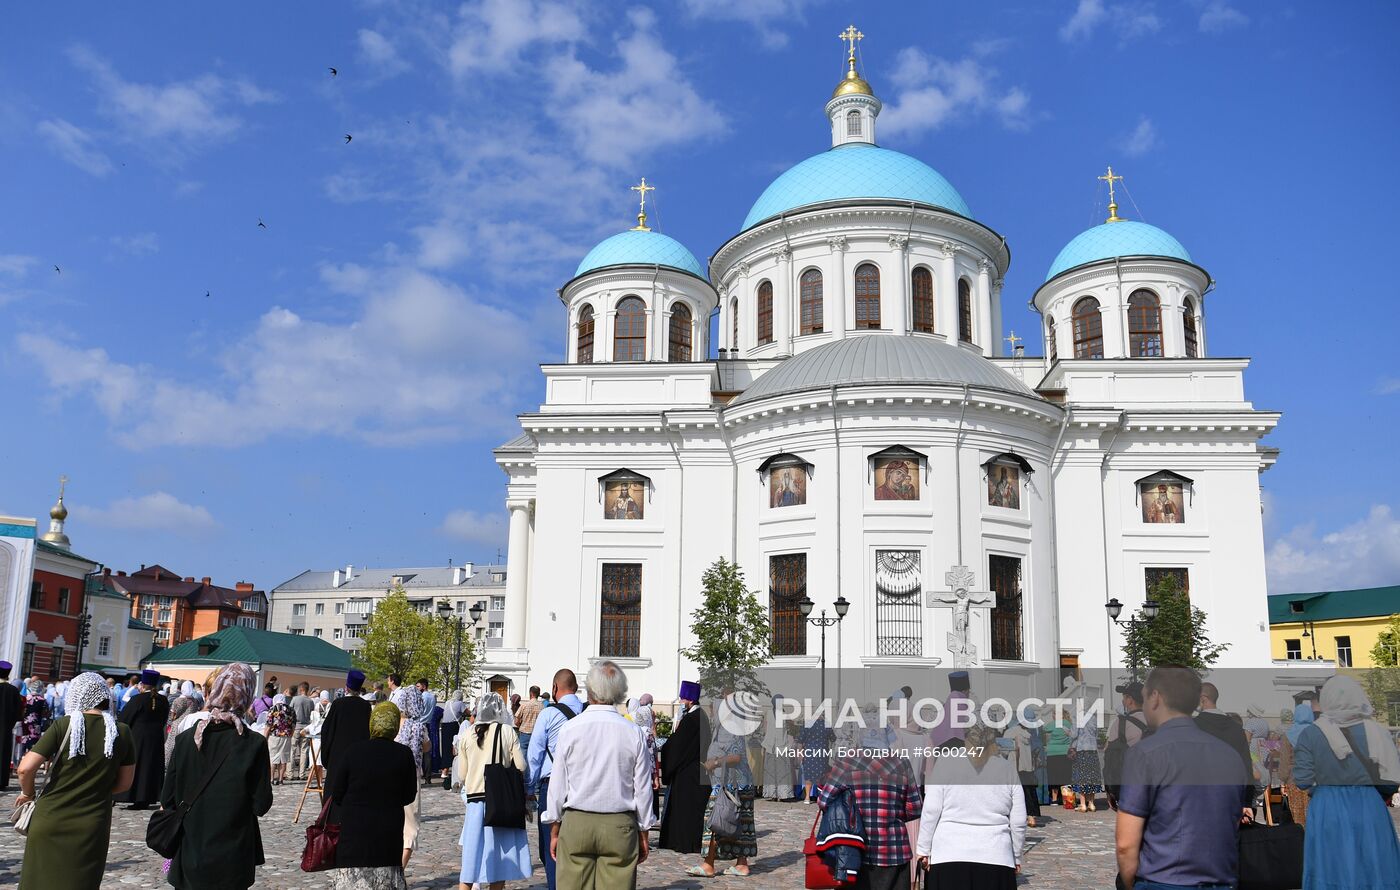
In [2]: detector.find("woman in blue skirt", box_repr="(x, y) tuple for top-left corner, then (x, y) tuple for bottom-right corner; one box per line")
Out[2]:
(1293, 675), (1400, 890)
(455, 693), (531, 890)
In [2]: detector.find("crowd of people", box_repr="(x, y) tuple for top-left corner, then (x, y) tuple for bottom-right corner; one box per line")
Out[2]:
(4, 654), (1400, 889)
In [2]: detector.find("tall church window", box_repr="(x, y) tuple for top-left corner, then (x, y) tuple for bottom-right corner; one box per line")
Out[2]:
(800, 269), (824, 335)
(911, 267), (935, 333)
(757, 280), (774, 344)
(855, 263), (881, 328)
(958, 278), (974, 343)
(731, 298), (739, 350)
(1145, 566), (1189, 599)
(1072, 297), (1104, 358)
(1128, 289), (1163, 357)
(576, 305), (595, 364)
(989, 555), (1023, 661)
(614, 296), (647, 361)
(875, 550), (922, 656)
(769, 554), (807, 656)
(846, 110), (862, 136)
(1183, 297), (1199, 358)
(599, 563), (641, 657)
(669, 303), (692, 362)
(1047, 317), (1058, 362)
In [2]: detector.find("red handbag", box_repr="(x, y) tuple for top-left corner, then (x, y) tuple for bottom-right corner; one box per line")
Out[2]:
(803, 810), (843, 889)
(299, 796), (339, 872)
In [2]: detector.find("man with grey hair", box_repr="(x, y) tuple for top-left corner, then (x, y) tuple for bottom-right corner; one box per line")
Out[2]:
(544, 660), (655, 889)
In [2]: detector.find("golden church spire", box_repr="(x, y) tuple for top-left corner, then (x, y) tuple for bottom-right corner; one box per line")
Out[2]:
(832, 24), (873, 98)
(1099, 165), (1125, 223)
(630, 177), (655, 231)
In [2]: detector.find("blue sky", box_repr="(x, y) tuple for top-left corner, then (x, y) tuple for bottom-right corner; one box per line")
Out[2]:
(2, 1), (1397, 596)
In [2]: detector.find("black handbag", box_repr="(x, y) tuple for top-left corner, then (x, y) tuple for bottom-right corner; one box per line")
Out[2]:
(482, 723), (527, 829)
(1237, 771), (1304, 890)
(146, 744), (232, 858)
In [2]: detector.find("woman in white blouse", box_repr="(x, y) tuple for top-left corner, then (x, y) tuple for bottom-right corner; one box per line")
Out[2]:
(916, 725), (1026, 890)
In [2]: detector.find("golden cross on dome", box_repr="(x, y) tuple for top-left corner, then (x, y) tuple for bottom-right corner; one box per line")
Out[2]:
(1099, 165), (1124, 223)
(1005, 331), (1023, 353)
(58, 474), (68, 498)
(630, 177), (655, 231)
(840, 24), (864, 63)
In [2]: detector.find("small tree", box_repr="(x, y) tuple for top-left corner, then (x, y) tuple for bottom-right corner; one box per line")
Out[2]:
(681, 558), (771, 694)
(1121, 574), (1229, 676)
(1365, 614), (1400, 724)
(429, 609), (484, 696)
(356, 584), (449, 684)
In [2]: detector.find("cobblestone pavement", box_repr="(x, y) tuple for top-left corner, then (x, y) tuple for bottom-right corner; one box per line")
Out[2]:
(3, 783), (1398, 888)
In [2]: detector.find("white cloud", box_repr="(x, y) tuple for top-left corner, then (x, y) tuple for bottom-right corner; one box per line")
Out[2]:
(1267, 504), (1400, 594)
(1377, 378), (1400, 395)
(0, 254), (38, 276)
(1060, 0), (1107, 41)
(679, 0), (816, 48)
(36, 118), (113, 176)
(1060, 0), (1161, 42)
(880, 48), (1033, 138)
(73, 491), (217, 532)
(448, 0), (586, 75)
(358, 28), (409, 76)
(18, 264), (544, 448)
(109, 232), (160, 256)
(1122, 115), (1157, 156)
(1199, 1), (1249, 33)
(440, 509), (506, 548)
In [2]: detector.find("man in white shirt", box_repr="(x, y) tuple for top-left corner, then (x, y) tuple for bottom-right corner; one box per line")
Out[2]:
(544, 660), (654, 889)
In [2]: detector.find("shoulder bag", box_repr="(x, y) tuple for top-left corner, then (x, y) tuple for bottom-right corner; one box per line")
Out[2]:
(1237, 766), (1305, 890)
(11, 720), (73, 835)
(483, 723), (527, 829)
(299, 795), (339, 872)
(146, 742), (233, 858)
(707, 758), (741, 837)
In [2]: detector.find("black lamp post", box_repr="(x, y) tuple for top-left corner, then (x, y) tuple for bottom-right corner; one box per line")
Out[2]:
(1299, 620), (1318, 660)
(1105, 597), (1161, 683)
(437, 599), (485, 692)
(799, 594), (849, 704)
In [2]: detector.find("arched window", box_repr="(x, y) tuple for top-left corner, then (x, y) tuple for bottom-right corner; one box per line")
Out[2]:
(800, 269), (823, 335)
(731, 297), (739, 350)
(576, 305), (595, 364)
(855, 263), (880, 329)
(846, 110), (862, 136)
(613, 296), (647, 361)
(1072, 296), (1104, 358)
(1047, 317), (1058, 362)
(1183, 297), (1199, 358)
(958, 278), (973, 343)
(668, 303), (692, 362)
(1128, 289), (1163, 357)
(911, 267), (934, 333)
(756, 281), (774, 344)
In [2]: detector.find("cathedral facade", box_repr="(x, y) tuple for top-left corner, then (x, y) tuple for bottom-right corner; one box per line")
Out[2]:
(490, 35), (1279, 700)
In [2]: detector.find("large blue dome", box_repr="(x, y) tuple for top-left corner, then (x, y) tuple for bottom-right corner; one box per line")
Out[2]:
(574, 229), (706, 280)
(742, 143), (971, 231)
(1046, 220), (1192, 282)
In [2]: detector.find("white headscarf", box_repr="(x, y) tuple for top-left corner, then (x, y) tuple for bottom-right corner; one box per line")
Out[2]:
(1315, 675), (1400, 784)
(64, 672), (119, 759)
(474, 692), (512, 726)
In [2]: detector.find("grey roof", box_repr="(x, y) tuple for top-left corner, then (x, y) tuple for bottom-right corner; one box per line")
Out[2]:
(495, 432), (533, 452)
(731, 335), (1039, 406)
(273, 563), (507, 593)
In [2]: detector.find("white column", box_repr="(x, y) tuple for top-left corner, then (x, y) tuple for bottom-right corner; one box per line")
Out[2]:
(976, 259), (993, 351)
(737, 263), (752, 354)
(775, 247), (793, 355)
(889, 236), (909, 335)
(503, 499), (532, 648)
(990, 278), (1005, 357)
(646, 303), (660, 361)
(938, 243), (959, 341)
(1162, 294), (1183, 358)
(828, 236), (848, 339)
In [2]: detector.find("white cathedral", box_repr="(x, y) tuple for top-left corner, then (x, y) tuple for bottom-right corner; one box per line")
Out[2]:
(488, 32), (1279, 702)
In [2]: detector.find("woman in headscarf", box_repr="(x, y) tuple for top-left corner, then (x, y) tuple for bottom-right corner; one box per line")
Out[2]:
(16, 672), (135, 890)
(631, 693), (663, 811)
(918, 724), (1025, 890)
(759, 694), (792, 802)
(1294, 675), (1400, 890)
(328, 701), (419, 890)
(689, 692), (759, 878)
(1277, 700), (1315, 826)
(389, 684), (428, 868)
(1003, 705), (1044, 828)
(455, 692), (531, 889)
(16, 677), (50, 760)
(163, 694), (199, 767)
(161, 662), (273, 890)
(439, 689), (465, 789)
(179, 679), (203, 709)
(1069, 713), (1102, 812)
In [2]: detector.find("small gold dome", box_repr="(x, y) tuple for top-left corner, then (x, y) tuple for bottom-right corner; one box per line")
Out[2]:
(50, 497), (68, 521)
(832, 67), (873, 98)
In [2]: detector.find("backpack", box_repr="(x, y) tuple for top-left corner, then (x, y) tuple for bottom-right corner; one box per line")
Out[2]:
(1103, 713), (1149, 797)
(543, 699), (584, 762)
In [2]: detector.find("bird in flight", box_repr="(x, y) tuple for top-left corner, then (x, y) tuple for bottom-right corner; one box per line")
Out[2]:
(53, 265), (61, 274)
(344, 134), (353, 144)
(328, 67), (338, 77)
(205, 291), (211, 298)
(257, 218), (267, 229)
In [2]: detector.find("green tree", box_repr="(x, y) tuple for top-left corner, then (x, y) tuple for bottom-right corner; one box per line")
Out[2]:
(1364, 614), (1400, 724)
(681, 557), (771, 693)
(1121, 574), (1229, 676)
(356, 584), (449, 685)
(428, 606), (484, 696)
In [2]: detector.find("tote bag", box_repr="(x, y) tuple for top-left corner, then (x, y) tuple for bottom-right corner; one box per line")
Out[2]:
(483, 724), (527, 829)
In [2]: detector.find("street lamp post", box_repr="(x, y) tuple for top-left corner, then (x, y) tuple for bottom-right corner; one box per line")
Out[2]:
(1300, 620), (1318, 660)
(1105, 597), (1161, 683)
(798, 595), (849, 705)
(437, 599), (485, 692)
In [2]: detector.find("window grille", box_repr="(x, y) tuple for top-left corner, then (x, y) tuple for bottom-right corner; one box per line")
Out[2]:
(875, 550), (922, 656)
(769, 554), (807, 656)
(600, 564), (642, 657)
(989, 555), (1023, 661)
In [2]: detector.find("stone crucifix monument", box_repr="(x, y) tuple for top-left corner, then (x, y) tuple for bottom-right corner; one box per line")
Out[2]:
(929, 564), (995, 667)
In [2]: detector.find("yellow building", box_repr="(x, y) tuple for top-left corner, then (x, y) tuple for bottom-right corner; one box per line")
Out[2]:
(1269, 585), (1400, 667)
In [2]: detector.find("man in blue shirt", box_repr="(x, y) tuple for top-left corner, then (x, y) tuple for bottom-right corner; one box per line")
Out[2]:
(526, 668), (585, 890)
(1115, 666), (1252, 889)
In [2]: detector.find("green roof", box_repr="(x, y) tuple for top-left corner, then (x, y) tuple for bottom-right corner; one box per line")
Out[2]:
(128, 616), (157, 632)
(145, 626), (351, 671)
(1268, 585), (1400, 624)
(35, 539), (102, 565)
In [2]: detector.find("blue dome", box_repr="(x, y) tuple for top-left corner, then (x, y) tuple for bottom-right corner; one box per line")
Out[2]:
(574, 229), (706, 280)
(742, 143), (971, 230)
(1045, 220), (1192, 282)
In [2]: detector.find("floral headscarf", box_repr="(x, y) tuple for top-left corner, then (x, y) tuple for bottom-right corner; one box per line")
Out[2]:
(370, 701), (401, 740)
(26, 677), (44, 696)
(390, 686), (425, 771)
(64, 672), (118, 759)
(195, 662), (254, 749)
(164, 695), (199, 765)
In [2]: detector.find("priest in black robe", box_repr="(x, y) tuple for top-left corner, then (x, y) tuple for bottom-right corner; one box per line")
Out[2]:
(659, 680), (711, 854)
(116, 669), (170, 809)
(0, 661), (22, 790)
(320, 669), (371, 800)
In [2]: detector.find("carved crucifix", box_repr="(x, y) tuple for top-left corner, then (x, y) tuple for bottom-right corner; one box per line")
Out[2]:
(929, 565), (995, 667)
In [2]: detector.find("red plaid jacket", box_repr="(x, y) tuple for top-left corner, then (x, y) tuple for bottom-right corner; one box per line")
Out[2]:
(818, 754), (923, 866)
